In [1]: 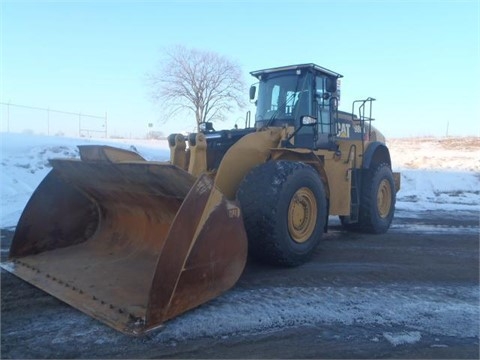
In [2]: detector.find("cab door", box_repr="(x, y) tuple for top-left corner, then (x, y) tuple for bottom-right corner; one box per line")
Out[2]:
(314, 75), (337, 149)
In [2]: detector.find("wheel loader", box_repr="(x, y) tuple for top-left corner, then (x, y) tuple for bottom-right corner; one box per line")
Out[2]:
(1, 63), (400, 335)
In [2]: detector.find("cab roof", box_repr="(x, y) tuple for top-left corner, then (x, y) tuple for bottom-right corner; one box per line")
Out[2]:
(250, 63), (343, 79)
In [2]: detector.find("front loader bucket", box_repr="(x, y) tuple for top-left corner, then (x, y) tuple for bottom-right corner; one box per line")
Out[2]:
(1, 145), (247, 335)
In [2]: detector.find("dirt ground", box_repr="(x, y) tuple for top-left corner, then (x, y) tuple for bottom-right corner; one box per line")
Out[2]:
(1, 208), (479, 359)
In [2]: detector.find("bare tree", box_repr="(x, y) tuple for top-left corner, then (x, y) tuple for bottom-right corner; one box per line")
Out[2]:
(148, 45), (246, 130)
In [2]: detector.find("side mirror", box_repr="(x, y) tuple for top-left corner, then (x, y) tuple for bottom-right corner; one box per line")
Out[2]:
(301, 115), (317, 126)
(326, 77), (337, 93)
(249, 85), (256, 100)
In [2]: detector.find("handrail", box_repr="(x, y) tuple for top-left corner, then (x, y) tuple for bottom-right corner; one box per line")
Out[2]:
(351, 97), (376, 155)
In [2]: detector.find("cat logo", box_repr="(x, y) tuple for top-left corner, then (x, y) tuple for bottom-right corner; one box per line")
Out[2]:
(337, 122), (351, 138)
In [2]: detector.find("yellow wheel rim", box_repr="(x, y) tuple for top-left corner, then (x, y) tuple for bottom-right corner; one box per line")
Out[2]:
(377, 179), (392, 218)
(288, 187), (317, 243)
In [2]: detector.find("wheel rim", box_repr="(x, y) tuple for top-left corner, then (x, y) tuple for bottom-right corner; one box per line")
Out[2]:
(377, 179), (392, 218)
(288, 187), (317, 243)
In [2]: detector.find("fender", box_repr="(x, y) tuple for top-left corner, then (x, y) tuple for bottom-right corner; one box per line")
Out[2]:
(214, 128), (283, 200)
(269, 148), (330, 198)
(362, 141), (391, 169)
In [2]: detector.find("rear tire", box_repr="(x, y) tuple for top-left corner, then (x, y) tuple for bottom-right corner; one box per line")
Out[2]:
(353, 163), (396, 233)
(237, 161), (327, 266)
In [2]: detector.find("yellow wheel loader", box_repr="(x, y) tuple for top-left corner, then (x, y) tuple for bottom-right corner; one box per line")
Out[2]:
(2, 63), (400, 335)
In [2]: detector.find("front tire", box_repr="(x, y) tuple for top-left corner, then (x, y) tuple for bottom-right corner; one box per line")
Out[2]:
(237, 161), (327, 266)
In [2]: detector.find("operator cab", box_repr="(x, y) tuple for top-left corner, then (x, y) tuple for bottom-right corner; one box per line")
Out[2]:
(250, 63), (343, 150)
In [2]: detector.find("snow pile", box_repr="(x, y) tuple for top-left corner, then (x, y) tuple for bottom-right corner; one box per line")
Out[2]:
(390, 137), (480, 214)
(397, 170), (479, 213)
(0, 133), (170, 228)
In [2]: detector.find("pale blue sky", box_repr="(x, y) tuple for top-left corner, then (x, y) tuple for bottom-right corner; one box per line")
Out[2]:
(1, 0), (479, 138)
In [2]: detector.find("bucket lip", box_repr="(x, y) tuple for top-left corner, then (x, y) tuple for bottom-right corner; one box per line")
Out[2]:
(1, 259), (148, 335)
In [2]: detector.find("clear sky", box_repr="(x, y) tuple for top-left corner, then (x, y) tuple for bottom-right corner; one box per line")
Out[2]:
(1, 0), (479, 138)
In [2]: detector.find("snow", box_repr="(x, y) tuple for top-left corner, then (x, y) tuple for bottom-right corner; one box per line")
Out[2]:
(0, 133), (170, 228)
(1, 132), (479, 228)
(397, 170), (479, 213)
(10, 284), (476, 345)
(388, 137), (480, 172)
(155, 285), (477, 342)
(388, 137), (480, 216)
(383, 331), (422, 346)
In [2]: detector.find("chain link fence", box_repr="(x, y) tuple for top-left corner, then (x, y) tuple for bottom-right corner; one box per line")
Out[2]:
(0, 102), (107, 138)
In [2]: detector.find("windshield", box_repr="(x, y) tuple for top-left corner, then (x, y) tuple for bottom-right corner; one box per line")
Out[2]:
(255, 71), (313, 126)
